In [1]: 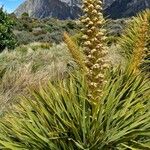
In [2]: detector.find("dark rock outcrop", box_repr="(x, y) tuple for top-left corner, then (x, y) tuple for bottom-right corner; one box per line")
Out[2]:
(104, 0), (150, 19)
(14, 0), (82, 19)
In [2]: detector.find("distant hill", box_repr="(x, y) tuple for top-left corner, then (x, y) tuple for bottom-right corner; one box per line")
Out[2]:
(14, 0), (150, 19)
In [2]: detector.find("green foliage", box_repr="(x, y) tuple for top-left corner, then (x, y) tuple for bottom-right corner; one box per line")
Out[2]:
(0, 70), (149, 149)
(12, 17), (81, 45)
(71, 32), (83, 46)
(21, 12), (29, 18)
(0, 7), (16, 51)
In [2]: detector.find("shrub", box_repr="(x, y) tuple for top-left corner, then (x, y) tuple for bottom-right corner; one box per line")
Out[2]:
(21, 12), (29, 18)
(0, 7), (16, 51)
(15, 31), (35, 45)
(12, 17), (81, 45)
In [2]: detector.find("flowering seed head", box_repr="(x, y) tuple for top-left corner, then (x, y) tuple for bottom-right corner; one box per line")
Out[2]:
(92, 10), (98, 14)
(82, 35), (89, 40)
(91, 49), (97, 54)
(80, 0), (109, 101)
(88, 4), (94, 9)
(84, 41), (92, 46)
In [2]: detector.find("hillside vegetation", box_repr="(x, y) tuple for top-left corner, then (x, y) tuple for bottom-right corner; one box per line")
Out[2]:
(11, 13), (81, 45)
(10, 12), (127, 46)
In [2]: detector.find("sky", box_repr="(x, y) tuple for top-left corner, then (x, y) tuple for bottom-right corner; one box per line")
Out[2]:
(0, 0), (25, 13)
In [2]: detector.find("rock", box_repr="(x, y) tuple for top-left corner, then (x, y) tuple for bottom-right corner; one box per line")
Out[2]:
(104, 0), (150, 19)
(14, 0), (82, 19)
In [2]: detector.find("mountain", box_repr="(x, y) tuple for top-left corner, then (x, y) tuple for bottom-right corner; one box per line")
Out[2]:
(14, 0), (115, 19)
(14, 0), (82, 19)
(105, 0), (150, 19)
(14, 0), (150, 19)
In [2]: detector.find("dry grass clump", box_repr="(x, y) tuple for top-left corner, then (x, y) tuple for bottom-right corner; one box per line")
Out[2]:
(0, 43), (74, 114)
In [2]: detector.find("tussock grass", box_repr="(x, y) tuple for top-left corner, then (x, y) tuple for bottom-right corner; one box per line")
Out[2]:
(0, 42), (74, 114)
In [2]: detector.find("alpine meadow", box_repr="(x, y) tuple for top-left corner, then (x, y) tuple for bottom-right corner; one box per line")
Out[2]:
(0, 0), (150, 150)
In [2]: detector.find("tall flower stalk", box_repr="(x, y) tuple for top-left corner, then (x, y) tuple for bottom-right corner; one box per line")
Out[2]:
(80, 0), (109, 101)
(128, 15), (149, 73)
(118, 10), (150, 74)
(63, 32), (86, 72)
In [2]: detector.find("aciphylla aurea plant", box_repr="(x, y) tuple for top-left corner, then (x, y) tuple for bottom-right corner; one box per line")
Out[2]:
(118, 10), (150, 74)
(129, 15), (148, 74)
(0, 1), (150, 150)
(80, 0), (109, 101)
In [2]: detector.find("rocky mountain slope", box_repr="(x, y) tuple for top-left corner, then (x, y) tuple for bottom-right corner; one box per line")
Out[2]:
(14, 0), (150, 19)
(105, 0), (150, 19)
(14, 0), (82, 19)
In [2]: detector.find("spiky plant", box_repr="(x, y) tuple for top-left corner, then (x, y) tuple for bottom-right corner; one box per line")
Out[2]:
(0, 7), (16, 51)
(118, 10), (150, 73)
(0, 1), (150, 150)
(80, 0), (109, 101)
(0, 70), (150, 150)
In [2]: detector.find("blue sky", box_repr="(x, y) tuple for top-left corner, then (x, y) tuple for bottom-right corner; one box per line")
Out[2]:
(0, 0), (25, 13)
